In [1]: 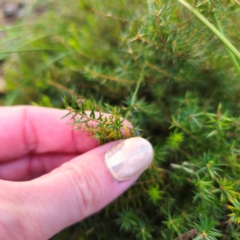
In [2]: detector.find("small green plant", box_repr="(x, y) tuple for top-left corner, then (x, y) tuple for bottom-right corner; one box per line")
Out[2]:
(62, 96), (138, 144)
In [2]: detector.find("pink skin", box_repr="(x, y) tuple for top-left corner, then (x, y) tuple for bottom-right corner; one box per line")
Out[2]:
(0, 106), (137, 240)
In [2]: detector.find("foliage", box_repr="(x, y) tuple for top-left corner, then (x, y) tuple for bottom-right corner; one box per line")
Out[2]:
(62, 96), (138, 144)
(1, 0), (240, 239)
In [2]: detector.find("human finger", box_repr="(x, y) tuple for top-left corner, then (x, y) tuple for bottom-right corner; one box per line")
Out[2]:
(0, 106), (99, 161)
(0, 137), (153, 240)
(0, 153), (78, 181)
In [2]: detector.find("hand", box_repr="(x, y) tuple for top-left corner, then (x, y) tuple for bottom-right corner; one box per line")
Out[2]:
(0, 106), (153, 240)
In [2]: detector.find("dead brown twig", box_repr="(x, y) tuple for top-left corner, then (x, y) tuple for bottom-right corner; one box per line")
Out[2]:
(174, 229), (198, 240)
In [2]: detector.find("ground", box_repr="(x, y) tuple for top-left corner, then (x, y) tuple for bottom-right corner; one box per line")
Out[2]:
(0, 0), (46, 94)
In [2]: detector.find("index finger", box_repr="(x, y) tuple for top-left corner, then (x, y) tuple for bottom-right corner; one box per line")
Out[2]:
(0, 106), (99, 161)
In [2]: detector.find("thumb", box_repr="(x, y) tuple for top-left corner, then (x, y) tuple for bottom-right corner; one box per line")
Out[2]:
(16, 137), (153, 240)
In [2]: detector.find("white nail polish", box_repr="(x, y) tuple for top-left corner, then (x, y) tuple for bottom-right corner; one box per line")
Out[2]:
(104, 137), (154, 181)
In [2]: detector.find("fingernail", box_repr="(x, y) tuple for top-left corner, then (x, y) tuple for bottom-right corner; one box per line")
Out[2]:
(104, 137), (154, 181)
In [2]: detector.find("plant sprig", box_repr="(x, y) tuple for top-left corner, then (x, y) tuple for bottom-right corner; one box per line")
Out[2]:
(62, 96), (138, 144)
(178, 0), (240, 62)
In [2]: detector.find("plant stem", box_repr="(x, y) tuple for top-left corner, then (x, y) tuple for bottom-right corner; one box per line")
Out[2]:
(211, 12), (240, 77)
(132, 62), (147, 105)
(125, 56), (147, 119)
(178, 0), (240, 62)
(147, 0), (153, 18)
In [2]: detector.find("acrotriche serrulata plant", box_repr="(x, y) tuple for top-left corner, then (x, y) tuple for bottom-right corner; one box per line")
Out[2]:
(62, 96), (139, 145)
